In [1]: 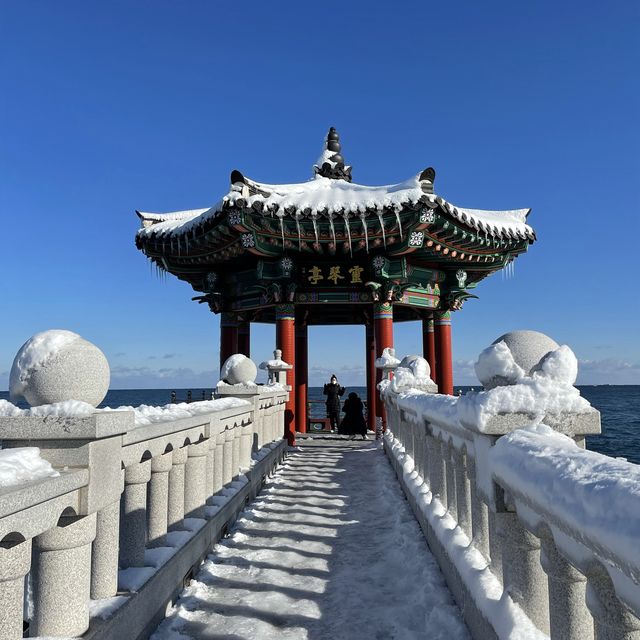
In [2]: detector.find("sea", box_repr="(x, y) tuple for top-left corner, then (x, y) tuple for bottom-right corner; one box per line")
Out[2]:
(2, 385), (639, 465)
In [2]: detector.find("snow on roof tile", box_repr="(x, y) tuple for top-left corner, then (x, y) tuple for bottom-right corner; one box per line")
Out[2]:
(136, 173), (534, 241)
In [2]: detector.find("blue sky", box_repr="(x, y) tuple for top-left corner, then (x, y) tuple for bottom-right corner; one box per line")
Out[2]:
(1, 1), (638, 389)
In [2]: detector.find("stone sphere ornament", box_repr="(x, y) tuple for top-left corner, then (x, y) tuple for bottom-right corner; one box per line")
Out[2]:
(220, 354), (258, 385)
(9, 330), (110, 407)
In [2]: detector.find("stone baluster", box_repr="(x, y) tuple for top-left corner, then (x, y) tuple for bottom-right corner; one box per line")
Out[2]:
(32, 513), (97, 637)
(262, 407), (271, 444)
(486, 512), (502, 586)
(540, 534), (593, 640)
(468, 457), (490, 561)
(430, 434), (446, 505)
(0, 537), (31, 640)
(423, 429), (436, 490)
(497, 510), (549, 634)
(232, 423), (241, 478)
(206, 437), (215, 500)
(212, 431), (225, 495)
(184, 440), (209, 518)
(223, 426), (235, 485)
(167, 447), (188, 530)
(253, 403), (263, 453)
(241, 420), (253, 472)
(444, 442), (457, 516)
(414, 422), (425, 479)
(586, 564), (640, 640)
(454, 448), (472, 537)
(147, 451), (173, 546)
(119, 459), (151, 567)
(406, 419), (414, 460)
(91, 498), (121, 598)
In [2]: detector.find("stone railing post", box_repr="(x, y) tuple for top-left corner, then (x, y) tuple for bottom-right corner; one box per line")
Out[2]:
(497, 509), (549, 634)
(0, 538), (32, 640)
(184, 439), (209, 518)
(540, 533), (593, 640)
(119, 459), (151, 568)
(453, 447), (472, 537)
(586, 564), (640, 640)
(167, 447), (188, 530)
(223, 426), (235, 485)
(32, 512), (97, 637)
(91, 497), (121, 598)
(147, 451), (173, 547)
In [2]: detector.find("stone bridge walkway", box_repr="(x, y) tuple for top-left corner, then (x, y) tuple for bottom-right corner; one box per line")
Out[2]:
(151, 439), (470, 640)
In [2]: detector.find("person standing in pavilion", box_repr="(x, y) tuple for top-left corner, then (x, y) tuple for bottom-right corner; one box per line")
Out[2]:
(323, 374), (345, 432)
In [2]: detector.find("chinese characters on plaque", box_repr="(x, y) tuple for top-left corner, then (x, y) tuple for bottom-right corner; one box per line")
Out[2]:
(305, 265), (365, 285)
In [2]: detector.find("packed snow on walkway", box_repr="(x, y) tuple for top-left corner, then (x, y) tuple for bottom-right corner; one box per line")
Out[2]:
(152, 440), (470, 640)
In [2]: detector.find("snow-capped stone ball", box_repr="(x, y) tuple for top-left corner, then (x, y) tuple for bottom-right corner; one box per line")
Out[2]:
(9, 330), (110, 407)
(475, 330), (559, 390)
(220, 354), (258, 385)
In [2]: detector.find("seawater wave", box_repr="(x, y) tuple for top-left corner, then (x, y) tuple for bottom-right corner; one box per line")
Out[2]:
(2, 385), (638, 464)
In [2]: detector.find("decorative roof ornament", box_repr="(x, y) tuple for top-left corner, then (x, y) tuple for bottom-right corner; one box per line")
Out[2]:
(313, 127), (352, 182)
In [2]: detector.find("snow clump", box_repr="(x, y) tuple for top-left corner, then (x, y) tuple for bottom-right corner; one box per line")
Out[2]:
(475, 341), (525, 389)
(389, 356), (437, 393)
(0, 447), (59, 488)
(375, 347), (400, 370)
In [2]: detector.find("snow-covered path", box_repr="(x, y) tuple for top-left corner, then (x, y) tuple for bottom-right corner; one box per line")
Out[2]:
(151, 439), (470, 640)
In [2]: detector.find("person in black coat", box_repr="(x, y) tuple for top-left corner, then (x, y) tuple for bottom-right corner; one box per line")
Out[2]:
(323, 375), (345, 431)
(340, 392), (368, 440)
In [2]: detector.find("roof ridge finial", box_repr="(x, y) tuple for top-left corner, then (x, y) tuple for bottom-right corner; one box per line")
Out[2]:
(313, 127), (352, 182)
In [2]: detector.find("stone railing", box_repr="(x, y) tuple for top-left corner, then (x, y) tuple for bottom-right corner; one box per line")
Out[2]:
(0, 386), (288, 639)
(381, 334), (640, 640)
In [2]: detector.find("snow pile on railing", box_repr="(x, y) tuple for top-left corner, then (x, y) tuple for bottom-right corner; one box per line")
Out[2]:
(0, 447), (59, 488)
(0, 397), (251, 426)
(491, 424), (640, 579)
(383, 342), (593, 431)
(103, 397), (251, 426)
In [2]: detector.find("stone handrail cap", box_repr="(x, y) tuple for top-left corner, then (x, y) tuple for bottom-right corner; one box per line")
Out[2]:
(0, 410), (134, 441)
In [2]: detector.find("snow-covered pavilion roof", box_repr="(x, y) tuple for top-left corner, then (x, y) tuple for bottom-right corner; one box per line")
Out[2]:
(137, 172), (534, 242)
(137, 127), (534, 243)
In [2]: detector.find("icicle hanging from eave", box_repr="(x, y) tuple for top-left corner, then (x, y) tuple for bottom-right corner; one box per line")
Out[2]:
(343, 213), (352, 257)
(360, 213), (369, 253)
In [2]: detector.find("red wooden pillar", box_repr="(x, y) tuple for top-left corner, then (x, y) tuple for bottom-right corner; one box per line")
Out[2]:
(435, 311), (453, 395)
(374, 302), (394, 431)
(295, 322), (308, 434)
(237, 320), (250, 357)
(422, 317), (437, 383)
(276, 304), (296, 445)
(219, 312), (238, 372)
(365, 322), (376, 433)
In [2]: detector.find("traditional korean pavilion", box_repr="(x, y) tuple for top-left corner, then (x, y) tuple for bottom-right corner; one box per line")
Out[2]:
(135, 128), (535, 444)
